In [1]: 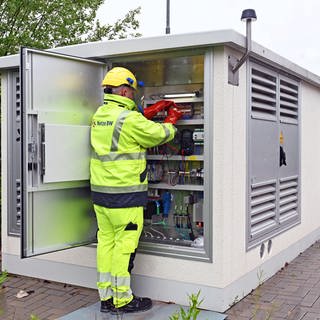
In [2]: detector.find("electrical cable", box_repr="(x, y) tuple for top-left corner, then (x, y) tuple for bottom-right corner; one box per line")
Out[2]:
(187, 213), (195, 241)
(144, 230), (154, 238)
(150, 226), (166, 239)
(169, 169), (179, 186)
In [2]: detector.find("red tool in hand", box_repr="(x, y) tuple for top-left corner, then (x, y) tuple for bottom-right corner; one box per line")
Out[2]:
(143, 100), (176, 120)
(164, 107), (183, 125)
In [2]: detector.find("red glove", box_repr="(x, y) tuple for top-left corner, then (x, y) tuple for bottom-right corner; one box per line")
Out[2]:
(143, 100), (176, 120)
(164, 108), (182, 125)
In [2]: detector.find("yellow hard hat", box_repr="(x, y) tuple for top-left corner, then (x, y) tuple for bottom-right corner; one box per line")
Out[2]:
(101, 67), (137, 90)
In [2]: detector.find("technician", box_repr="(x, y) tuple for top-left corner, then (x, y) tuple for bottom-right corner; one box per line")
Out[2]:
(90, 67), (182, 314)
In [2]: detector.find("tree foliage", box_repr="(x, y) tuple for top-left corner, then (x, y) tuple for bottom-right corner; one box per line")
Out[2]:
(0, 0), (141, 56)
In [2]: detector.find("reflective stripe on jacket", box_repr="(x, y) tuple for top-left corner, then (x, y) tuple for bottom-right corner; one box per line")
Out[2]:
(90, 94), (176, 208)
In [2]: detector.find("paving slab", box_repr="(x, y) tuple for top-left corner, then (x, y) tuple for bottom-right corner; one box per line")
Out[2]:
(226, 240), (320, 320)
(58, 301), (227, 320)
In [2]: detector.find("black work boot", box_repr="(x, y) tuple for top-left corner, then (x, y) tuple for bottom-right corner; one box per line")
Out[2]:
(111, 296), (152, 314)
(100, 298), (114, 313)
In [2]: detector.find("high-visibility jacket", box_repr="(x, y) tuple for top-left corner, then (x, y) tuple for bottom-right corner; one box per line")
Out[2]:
(90, 94), (176, 208)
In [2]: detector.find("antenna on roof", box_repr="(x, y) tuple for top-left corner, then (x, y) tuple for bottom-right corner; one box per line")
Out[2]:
(166, 0), (170, 34)
(228, 9), (257, 85)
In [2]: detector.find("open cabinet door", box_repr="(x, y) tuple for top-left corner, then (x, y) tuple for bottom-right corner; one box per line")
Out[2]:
(20, 47), (106, 258)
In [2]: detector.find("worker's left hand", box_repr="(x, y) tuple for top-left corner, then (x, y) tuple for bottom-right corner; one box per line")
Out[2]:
(164, 107), (183, 125)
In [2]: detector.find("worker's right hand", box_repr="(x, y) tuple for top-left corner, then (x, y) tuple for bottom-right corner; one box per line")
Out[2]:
(164, 107), (183, 125)
(143, 100), (176, 120)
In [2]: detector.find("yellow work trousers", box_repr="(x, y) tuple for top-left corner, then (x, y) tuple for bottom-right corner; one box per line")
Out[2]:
(94, 205), (143, 308)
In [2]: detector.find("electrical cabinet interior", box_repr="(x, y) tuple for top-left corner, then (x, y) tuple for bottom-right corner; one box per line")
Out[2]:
(113, 53), (210, 259)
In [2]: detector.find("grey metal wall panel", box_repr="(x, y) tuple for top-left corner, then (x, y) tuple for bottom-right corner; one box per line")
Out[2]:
(278, 76), (299, 227)
(279, 77), (299, 124)
(250, 179), (277, 239)
(248, 61), (300, 249)
(251, 68), (277, 121)
(250, 119), (278, 181)
(279, 124), (299, 176)
(279, 175), (298, 224)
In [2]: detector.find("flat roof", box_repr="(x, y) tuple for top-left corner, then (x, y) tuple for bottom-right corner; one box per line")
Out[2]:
(1, 29), (320, 87)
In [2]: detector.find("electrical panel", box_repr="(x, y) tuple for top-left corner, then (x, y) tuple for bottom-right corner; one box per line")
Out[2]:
(116, 55), (205, 250)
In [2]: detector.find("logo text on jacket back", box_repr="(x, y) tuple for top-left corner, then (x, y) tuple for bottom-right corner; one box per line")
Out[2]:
(92, 120), (114, 127)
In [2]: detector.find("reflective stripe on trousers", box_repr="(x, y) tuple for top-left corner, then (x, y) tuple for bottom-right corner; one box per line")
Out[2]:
(97, 272), (112, 301)
(94, 205), (143, 308)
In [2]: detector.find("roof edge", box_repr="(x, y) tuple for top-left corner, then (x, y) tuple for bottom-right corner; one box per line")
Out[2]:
(1, 29), (320, 87)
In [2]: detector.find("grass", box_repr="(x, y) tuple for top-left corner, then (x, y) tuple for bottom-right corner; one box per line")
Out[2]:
(169, 290), (205, 320)
(0, 271), (7, 285)
(227, 268), (278, 320)
(0, 270), (8, 317)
